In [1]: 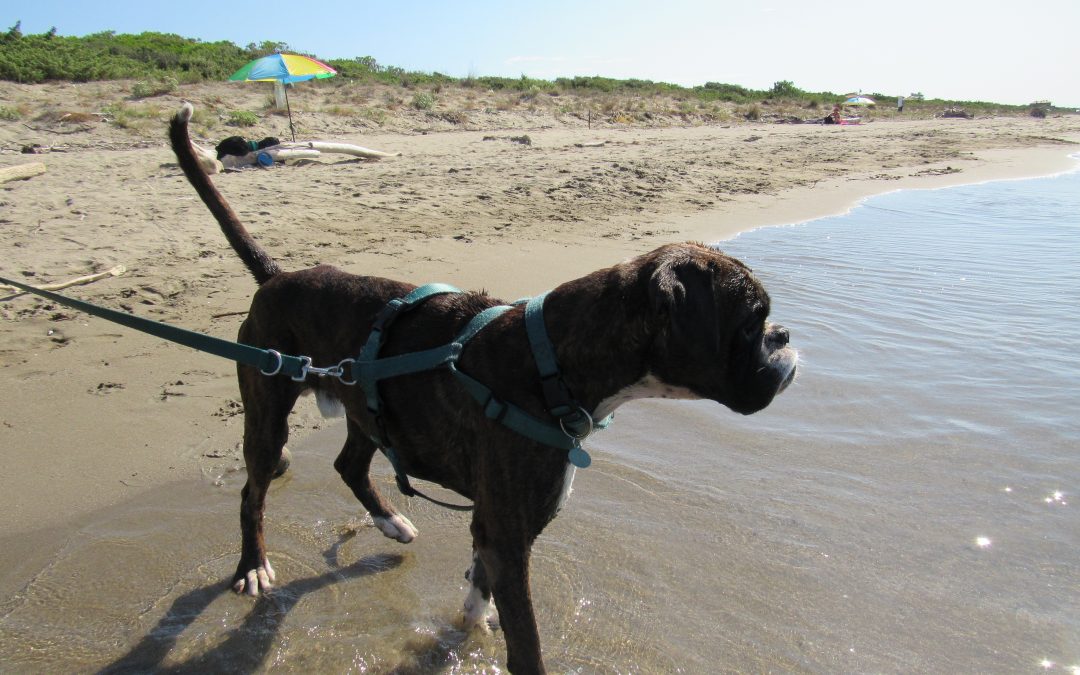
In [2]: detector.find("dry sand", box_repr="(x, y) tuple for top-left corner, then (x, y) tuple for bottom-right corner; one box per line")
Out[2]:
(1, 80), (1078, 544)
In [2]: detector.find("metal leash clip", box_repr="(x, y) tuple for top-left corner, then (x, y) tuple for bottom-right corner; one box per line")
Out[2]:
(290, 356), (357, 383)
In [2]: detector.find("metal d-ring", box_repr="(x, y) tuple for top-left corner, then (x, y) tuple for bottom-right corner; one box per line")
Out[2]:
(559, 406), (594, 441)
(260, 349), (284, 376)
(336, 358), (357, 385)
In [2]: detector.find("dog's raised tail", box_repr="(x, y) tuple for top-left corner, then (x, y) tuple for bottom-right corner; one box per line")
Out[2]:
(170, 102), (281, 285)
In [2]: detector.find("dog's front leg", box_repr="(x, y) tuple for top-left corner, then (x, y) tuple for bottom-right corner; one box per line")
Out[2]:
(472, 523), (546, 674)
(334, 418), (417, 543)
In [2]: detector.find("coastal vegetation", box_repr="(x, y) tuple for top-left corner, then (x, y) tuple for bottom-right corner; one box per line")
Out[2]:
(1, 22), (1068, 126)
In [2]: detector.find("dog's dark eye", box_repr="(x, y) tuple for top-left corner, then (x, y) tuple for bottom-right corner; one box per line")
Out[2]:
(741, 323), (761, 341)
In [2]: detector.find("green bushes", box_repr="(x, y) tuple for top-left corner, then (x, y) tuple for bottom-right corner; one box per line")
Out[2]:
(131, 76), (178, 98)
(0, 25), (270, 83)
(0, 23), (1047, 116)
(695, 82), (755, 103)
(227, 110), (258, 126)
(411, 91), (435, 110)
(769, 80), (802, 98)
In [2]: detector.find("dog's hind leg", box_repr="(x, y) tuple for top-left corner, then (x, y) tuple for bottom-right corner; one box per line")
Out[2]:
(233, 375), (300, 596)
(334, 417), (418, 543)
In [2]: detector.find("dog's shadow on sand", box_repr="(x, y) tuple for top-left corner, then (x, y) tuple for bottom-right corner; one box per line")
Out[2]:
(96, 531), (497, 674)
(97, 533), (404, 674)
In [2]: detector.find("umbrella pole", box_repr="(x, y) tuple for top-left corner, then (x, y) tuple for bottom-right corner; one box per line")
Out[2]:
(284, 84), (296, 142)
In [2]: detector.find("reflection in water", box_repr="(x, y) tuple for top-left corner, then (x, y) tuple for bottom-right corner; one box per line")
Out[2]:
(1, 169), (1078, 672)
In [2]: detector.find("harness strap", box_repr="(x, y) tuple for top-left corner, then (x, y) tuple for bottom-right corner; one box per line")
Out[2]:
(382, 446), (473, 511)
(357, 286), (506, 511)
(359, 283), (461, 415)
(448, 367), (579, 450)
(0, 274), (308, 378)
(524, 293), (600, 439)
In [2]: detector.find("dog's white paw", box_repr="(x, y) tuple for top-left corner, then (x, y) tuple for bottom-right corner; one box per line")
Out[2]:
(373, 514), (418, 543)
(233, 560), (276, 596)
(462, 586), (497, 633)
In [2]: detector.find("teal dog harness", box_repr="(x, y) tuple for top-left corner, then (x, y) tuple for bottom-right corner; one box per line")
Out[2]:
(355, 284), (611, 504)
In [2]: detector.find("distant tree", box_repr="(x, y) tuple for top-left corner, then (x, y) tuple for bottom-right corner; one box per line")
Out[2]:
(769, 80), (802, 98)
(245, 40), (289, 56)
(3, 20), (21, 42)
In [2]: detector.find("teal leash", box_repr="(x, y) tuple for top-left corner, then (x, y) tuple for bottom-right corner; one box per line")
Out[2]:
(2, 275), (611, 510)
(0, 274), (313, 379)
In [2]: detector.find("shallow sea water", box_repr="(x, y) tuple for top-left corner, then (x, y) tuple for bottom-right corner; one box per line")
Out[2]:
(1, 168), (1078, 673)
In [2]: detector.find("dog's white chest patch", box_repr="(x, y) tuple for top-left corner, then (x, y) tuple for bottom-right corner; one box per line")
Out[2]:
(592, 374), (700, 419)
(556, 464), (577, 512)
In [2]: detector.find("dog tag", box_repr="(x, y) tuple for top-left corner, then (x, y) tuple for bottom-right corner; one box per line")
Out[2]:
(568, 446), (591, 468)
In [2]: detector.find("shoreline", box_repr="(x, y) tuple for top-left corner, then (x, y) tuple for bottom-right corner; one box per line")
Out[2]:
(1, 107), (1079, 544)
(681, 144), (1080, 244)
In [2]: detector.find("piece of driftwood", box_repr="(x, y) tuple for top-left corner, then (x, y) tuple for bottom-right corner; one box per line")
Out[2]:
(1, 265), (126, 295)
(292, 141), (401, 158)
(0, 162), (47, 184)
(267, 147), (324, 162)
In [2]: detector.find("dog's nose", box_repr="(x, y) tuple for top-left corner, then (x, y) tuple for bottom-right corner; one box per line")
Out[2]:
(767, 325), (790, 347)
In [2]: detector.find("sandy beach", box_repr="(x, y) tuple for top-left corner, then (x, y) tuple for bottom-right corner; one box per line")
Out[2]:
(1, 81), (1079, 667)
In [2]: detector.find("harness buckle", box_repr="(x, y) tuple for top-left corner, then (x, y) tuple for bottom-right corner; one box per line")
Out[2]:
(483, 395), (509, 423)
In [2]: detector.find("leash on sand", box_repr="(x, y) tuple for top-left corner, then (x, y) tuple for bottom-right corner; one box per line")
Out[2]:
(1, 275), (609, 512)
(0, 273), (314, 379)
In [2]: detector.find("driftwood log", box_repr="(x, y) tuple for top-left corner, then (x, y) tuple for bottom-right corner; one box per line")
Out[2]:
(296, 141), (401, 159)
(0, 162), (46, 184)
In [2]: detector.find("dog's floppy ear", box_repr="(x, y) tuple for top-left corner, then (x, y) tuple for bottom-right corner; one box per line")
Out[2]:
(648, 251), (727, 354)
(648, 257), (687, 317)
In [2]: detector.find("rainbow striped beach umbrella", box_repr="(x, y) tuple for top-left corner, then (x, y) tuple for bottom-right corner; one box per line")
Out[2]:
(229, 53), (337, 140)
(229, 53), (337, 84)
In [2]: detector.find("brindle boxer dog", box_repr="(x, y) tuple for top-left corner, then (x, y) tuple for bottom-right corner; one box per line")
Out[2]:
(170, 103), (797, 674)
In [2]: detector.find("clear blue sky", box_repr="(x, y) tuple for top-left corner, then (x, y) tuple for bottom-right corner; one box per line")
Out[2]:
(7, 1), (1079, 106)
